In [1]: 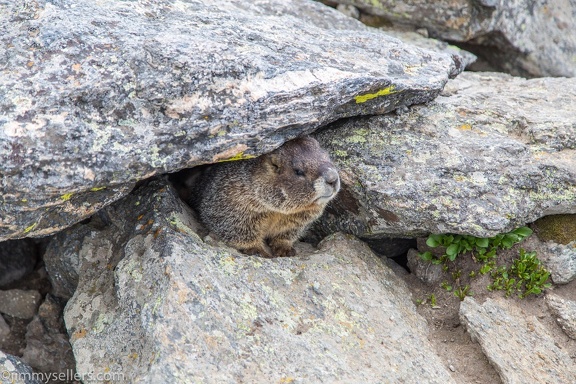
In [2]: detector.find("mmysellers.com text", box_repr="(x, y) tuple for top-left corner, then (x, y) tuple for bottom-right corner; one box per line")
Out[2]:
(1, 369), (124, 383)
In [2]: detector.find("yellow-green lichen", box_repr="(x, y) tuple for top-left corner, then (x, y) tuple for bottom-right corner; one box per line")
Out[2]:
(333, 149), (349, 158)
(23, 222), (38, 234)
(152, 296), (163, 315)
(118, 119), (136, 127)
(168, 213), (201, 238)
(220, 256), (238, 275)
(354, 86), (397, 104)
(60, 192), (74, 201)
(92, 313), (112, 333)
(218, 152), (256, 162)
(90, 186), (107, 192)
(345, 128), (370, 144)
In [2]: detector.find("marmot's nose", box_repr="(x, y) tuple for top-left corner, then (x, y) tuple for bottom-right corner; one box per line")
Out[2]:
(323, 168), (339, 188)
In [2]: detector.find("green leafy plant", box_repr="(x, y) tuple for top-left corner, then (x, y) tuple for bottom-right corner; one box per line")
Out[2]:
(453, 285), (472, 301)
(429, 294), (437, 307)
(488, 249), (551, 298)
(417, 226), (551, 299)
(479, 261), (495, 275)
(419, 227), (533, 265)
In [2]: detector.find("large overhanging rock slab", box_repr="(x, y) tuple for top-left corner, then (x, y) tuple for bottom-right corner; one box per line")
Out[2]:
(63, 179), (455, 383)
(335, 0), (576, 77)
(0, 0), (462, 241)
(460, 297), (575, 383)
(315, 72), (576, 238)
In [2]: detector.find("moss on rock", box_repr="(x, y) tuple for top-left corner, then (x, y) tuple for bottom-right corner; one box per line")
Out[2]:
(533, 214), (576, 245)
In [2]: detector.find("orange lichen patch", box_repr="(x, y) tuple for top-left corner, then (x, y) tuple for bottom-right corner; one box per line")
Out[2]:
(72, 328), (87, 341)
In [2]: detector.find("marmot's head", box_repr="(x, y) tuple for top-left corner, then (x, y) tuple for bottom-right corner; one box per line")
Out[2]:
(255, 136), (340, 213)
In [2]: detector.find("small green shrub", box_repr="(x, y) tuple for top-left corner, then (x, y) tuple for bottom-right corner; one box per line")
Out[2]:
(453, 285), (472, 301)
(419, 227), (533, 264)
(418, 227), (551, 299)
(488, 249), (551, 298)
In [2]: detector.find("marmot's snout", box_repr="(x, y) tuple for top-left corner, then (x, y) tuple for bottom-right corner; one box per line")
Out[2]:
(323, 167), (339, 189)
(315, 164), (340, 204)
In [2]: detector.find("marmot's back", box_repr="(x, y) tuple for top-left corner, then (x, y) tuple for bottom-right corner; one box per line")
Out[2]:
(188, 136), (340, 257)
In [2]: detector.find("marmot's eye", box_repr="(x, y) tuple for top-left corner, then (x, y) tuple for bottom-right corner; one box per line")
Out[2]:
(293, 168), (305, 177)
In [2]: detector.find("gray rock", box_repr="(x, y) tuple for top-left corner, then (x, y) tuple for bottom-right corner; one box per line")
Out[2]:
(378, 29), (477, 70)
(63, 178), (455, 384)
(0, 352), (42, 384)
(520, 236), (576, 285)
(406, 249), (444, 285)
(21, 295), (76, 379)
(0, 290), (42, 319)
(0, 315), (9, 338)
(314, 72), (576, 238)
(0, 240), (37, 287)
(460, 297), (576, 384)
(0, 0), (462, 241)
(336, 3), (361, 19)
(43, 224), (93, 299)
(546, 293), (576, 340)
(336, 0), (576, 77)
(540, 241), (576, 284)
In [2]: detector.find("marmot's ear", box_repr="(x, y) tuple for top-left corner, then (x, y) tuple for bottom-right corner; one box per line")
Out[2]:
(266, 153), (281, 173)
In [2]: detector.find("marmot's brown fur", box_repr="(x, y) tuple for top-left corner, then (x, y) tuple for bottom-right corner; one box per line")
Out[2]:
(188, 136), (340, 257)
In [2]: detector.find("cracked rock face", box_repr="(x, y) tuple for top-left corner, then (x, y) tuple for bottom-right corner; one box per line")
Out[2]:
(62, 179), (455, 384)
(0, 0), (461, 241)
(314, 71), (576, 238)
(334, 0), (576, 77)
(546, 293), (576, 340)
(460, 297), (576, 384)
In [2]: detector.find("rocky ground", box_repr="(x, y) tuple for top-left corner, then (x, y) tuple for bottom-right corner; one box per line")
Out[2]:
(399, 247), (576, 384)
(1, 181), (575, 383)
(1, 0), (576, 382)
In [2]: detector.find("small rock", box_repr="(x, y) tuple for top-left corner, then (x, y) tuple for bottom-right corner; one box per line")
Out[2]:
(21, 294), (76, 377)
(0, 315), (9, 338)
(545, 293), (576, 340)
(406, 249), (444, 284)
(0, 351), (42, 384)
(541, 241), (576, 284)
(44, 224), (93, 299)
(336, 4), (360, 19)
(0, 290), (42, 319)
(415, 28), (429, 38)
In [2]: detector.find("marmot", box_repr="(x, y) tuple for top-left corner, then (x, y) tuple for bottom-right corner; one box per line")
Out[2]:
(188, 136), (340, 257)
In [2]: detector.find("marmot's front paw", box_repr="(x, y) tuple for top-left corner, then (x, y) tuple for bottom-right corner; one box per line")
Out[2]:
(242, 246), (273, 258)
(270, 244), (296, 258)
